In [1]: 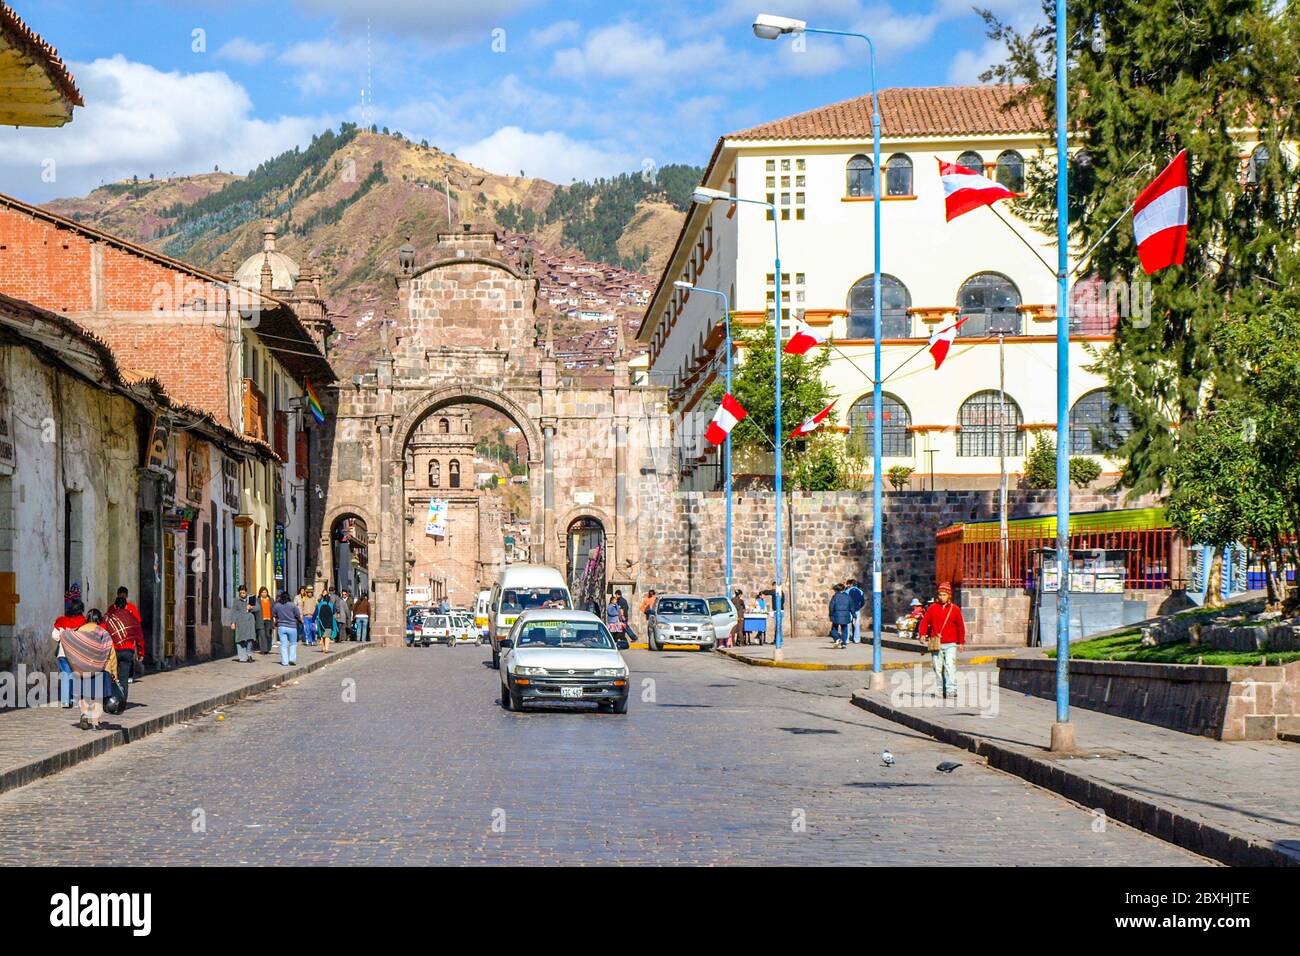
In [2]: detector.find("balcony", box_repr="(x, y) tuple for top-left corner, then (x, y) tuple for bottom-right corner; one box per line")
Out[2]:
(241, 379), (267, 444)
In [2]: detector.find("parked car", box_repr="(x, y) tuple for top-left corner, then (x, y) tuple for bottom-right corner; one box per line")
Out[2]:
(406, 605), (434, 646)
(450, 611), (479, 644)
(648, 594), (716, 651)
(707, 596), (738, 644)
(488, 564), (573, 669)
(414, 612), (455, 647)
(499, 610), (630, 713)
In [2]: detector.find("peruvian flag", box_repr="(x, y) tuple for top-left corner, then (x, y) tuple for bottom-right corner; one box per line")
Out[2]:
(784, 318), (828, 356)
(928, 317), (967, 370)
(790, 401), (835, 440)
(1132, 149), (1189, 274)
(938, 158), (1016, 221)
(705, 393), (747, 446)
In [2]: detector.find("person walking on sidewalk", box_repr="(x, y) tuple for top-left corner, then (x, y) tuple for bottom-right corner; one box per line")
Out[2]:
(272, 590), (303, 667)
(845, 578), (866, 644)
(56, 609), (114, 730)
(353, 592), (371, 643)
(297, 586), (317, 646)
(918, 582), (965, 699)
(613, 589), (634, 642)
(315, 589), (336, 654)
(104, 595), (145, 685)
(52, 592), (85, 708)
(231, 589), (258, 663)
(829, 584), (853, 649)
(114, 586), (141, 624)
(337, 588), (354, 641)
(255, 586), (273, 655)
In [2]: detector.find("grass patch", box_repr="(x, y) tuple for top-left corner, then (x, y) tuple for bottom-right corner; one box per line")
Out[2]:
(1047, 630), (1300, 666)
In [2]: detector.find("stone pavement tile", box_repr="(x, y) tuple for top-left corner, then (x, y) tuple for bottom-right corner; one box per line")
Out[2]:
(853, 666), (1300, 866)
(0, 642), (372, 796)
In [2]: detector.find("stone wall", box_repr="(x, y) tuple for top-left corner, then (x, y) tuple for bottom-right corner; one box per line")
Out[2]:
(635, 487), (1158, 640)
(998, 657), (1300, 741)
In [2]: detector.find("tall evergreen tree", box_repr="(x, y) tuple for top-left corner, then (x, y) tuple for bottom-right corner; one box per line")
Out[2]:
(981, 1), (1300, 493)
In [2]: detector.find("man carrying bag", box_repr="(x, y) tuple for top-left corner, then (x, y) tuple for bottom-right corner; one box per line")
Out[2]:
(917, 582), (965, 700)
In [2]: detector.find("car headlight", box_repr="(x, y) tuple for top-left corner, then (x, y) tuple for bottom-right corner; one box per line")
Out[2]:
(518, 666), (549, 676)
(594, 667), (627, 678)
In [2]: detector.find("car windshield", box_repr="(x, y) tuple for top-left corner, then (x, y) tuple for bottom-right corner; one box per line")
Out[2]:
(515, 620), (616, 650)
(708, 598), (732, 615)
(658, 598), (708, 616)
(501, 588), (571, 612)
(420, 614), (449, 629)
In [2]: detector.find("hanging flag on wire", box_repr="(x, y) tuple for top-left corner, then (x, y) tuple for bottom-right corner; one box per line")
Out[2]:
(790, 401), (835, 440)
(928, 317), (967, 370)
(1132, 149), (1189, 274)
(705, 393), (748, 446)
(938, 159), (1016, 221)
(784, 318), (829, 356)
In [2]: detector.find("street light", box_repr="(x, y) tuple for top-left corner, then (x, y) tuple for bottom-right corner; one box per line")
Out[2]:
(691, 187), (787, 655)
(675, 280), (734, 600)
(754, 14), (885, 683)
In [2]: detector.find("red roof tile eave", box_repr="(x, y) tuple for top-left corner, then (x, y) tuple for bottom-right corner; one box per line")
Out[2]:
(0, 1), (83, 107)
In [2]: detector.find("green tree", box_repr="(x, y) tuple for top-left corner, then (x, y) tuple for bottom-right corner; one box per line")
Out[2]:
(1022, 431), (1105, 489)
(981, 1), (1300, 494)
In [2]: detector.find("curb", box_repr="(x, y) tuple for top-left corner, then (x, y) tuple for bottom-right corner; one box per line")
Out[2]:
(849, 689), (1299, 867)
(718, 647), (1007, 672)
(0, 644), (373, 798)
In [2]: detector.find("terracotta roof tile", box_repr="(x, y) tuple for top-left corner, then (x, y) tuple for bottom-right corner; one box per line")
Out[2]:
(727, 84), (1045, 141)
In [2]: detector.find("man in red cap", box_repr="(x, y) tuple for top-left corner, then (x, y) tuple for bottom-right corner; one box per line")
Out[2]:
(918, 582), (965, 699)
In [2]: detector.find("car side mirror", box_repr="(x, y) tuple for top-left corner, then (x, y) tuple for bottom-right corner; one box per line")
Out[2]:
(617, 638), (630, 650)
(499, 638), (513, 649)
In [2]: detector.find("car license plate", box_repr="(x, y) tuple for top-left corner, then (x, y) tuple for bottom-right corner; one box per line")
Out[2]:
(560, 686), (583, 699)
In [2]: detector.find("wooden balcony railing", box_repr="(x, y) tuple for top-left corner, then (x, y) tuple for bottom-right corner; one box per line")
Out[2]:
(241, 379), (267, 444)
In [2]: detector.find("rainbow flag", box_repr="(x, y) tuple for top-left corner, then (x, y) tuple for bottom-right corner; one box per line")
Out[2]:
(305, 382), (325, 425)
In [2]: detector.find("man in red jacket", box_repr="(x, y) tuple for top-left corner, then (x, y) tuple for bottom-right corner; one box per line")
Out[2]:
(918, 582), (965, 700)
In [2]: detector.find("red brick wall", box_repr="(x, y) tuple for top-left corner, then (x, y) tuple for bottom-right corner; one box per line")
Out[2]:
(0, 206), (235, 428)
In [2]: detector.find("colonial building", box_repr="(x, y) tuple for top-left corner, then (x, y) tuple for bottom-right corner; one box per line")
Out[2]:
(640, 85), (1134, 491)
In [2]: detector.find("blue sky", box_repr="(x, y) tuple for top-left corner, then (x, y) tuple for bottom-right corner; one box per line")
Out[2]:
(1, 0), (1045, 202)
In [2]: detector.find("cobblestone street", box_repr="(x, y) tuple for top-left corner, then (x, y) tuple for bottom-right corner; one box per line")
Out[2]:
(0, 647), (1207, 865)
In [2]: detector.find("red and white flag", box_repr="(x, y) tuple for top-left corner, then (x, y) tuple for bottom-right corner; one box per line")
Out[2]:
(784, 318), (828, 356)
(705, 393), (747, 446)
(1132, 149), (1189, 274)
(790, 401), (835, 440)
(928, 317), (967, 370)
(938, 158), (1016, 221)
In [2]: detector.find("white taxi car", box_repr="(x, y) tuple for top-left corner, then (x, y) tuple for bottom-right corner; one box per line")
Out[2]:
(499, 610), (630, 714)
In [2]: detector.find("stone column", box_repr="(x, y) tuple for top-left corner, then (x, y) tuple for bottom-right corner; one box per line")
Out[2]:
(614, 420), (627, 582)
(542, 420), (556, 566)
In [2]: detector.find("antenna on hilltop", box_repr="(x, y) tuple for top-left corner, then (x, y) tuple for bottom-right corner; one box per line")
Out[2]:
(360, 17), (374, 129)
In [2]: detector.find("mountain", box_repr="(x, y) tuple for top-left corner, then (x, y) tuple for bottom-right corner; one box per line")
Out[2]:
(42, 126), (698, 379)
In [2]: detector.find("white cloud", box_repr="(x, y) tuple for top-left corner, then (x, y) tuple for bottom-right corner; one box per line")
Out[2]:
(0, 56), (332, 202)
(278, 38), (372, 97)
(947, 39), (1006, 84)
(292, 0), (538, 45)
(455, 127), (637, 184)
(529, 19), (580, 48)
(552, 24), (727, 87)
(216, 37), (276, 65)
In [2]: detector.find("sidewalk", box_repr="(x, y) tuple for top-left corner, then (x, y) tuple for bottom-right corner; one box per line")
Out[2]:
(0, 642), (372, 796)
(852, 666), (1300, 866)
(718, 638), (1015, 671)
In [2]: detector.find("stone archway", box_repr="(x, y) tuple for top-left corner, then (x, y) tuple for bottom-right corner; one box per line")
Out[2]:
(393, 385), (543, 463)
(318, 504), (379, 602)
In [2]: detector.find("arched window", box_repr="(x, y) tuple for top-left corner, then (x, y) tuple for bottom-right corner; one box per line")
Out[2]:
(886, 154), (913, 197)
(847, 274), (912, 339)
(956, 150), (984, 175)
(1070, 389), (1133, 455)
(1248, 144), (1269, 183)
(996, 150), (1025, 193)
(848, 393), (913, 458)
(846, 154), (873, 197)
(438, 417), (449, 434)
(449, 459), (461, 489)
(957, 272), (1022, 337)
(428, 459), (440, 488)
(958, 390), (1024, 457)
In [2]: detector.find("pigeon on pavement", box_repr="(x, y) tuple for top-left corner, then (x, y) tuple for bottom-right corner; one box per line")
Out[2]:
(881, 751), (895, 767)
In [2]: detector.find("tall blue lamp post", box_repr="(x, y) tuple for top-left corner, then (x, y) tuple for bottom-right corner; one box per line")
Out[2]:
(753, 14), (884, 683)
(691, 185), (785, 654)
(674, 280), (734, 596)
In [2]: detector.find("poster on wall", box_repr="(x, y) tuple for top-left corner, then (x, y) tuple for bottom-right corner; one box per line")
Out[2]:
(425, 499), (448, 538)
(274, 523), (286, 580)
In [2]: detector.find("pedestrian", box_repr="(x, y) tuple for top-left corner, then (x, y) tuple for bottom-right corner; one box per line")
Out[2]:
(103, 594), (145, 685)
(255, 586), (273, 654)
(337, 588), (354, 641)
(605, 594), (625, 635)
(230, 588), (258, 663)
(115, 586), (142, 624)
(729, 589), (745, 648)
(613, 589), (634, 641)
(845, 578), (866, 644)
(640, 588), (657, 634)
(52, 592), (85, 708)
(297, 586), (317, 645)
(353, 591), (371, 643)
(918, 582), (966, 699)
(315, 589), (336, 654)
(272, 589), (303, 667)
(829, 583), (853, 648)
(55, 609), (114, 730)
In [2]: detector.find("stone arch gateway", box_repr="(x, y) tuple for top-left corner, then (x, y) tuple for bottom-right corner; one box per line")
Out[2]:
(309, 228), (667, 645)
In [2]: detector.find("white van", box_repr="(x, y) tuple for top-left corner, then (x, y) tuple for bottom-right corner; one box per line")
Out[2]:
(488, 565), (572, 669)
(474, 589), (492, 640)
